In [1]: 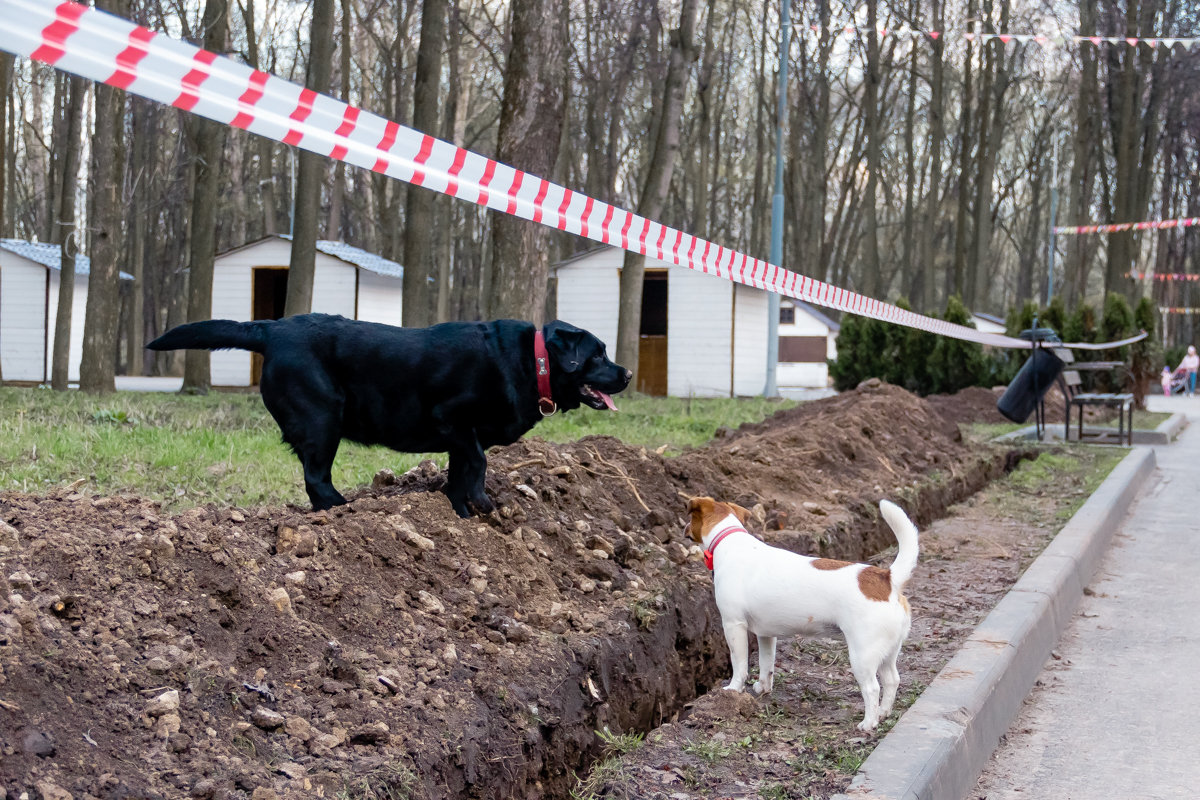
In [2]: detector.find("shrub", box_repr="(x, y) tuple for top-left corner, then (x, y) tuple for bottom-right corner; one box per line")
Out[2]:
(926, 296), (989, 394)
(1128, 297), (1162, 410)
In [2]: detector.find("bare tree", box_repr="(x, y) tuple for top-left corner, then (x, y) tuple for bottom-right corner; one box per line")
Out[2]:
(860, 0), (881, 297)
(487, 0), (570, 323)
(403, 0), (449, 328)
(921, 0), (944, 312)
(80, 0), (131, 394)
(239, 0), (278, 236)
(614, 0), (699, 381)
(49, 75), (84, 392)
(283, 0), (337, 318)
(326, 0), (352, 241)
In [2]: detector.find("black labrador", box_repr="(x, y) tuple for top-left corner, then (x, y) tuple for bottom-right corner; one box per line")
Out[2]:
(148, 314), (631, 517)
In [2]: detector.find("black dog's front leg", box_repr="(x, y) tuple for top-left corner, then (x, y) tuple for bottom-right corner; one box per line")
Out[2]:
(439, 427), (494, 518)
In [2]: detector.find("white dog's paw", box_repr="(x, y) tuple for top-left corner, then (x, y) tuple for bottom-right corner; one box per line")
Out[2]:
(752, 680), (772, 696)
(722, 683), (744, 692)
(856, 719), (879, 732)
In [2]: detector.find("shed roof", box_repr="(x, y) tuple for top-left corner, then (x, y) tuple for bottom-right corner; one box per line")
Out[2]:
(0, 239), (134, 280)
(782, 299), (841, 333)
(973, 311), (1005, 326)
(218, 235), (403, 278)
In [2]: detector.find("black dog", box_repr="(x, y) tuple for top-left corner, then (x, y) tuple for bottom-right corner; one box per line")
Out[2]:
(148, 314), (630, 517)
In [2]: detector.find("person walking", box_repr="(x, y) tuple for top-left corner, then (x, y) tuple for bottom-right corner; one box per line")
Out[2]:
(1179, 346), (1200, 397)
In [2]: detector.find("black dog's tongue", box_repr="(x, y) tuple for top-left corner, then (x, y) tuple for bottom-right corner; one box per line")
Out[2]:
(596, 389), (617, 411)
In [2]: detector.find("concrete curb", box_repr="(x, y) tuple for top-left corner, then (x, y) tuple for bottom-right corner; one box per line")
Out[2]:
(1155, 411), (1188, 442)
(833, 446), (1157, 800)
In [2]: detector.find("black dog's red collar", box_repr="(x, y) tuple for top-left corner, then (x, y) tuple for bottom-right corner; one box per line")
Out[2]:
(534, 330), (556, 416)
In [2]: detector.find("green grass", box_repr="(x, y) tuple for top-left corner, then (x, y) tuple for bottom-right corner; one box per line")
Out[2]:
(963, 422), (1028, 442)
(1096, 410), (1172, 430)
(0, 387), (791, 509)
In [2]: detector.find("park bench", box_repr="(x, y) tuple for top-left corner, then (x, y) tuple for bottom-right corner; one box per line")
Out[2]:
(1061, 363), (1133, 446)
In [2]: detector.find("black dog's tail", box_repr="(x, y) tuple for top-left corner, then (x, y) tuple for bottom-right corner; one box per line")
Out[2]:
(147, 320), (270, 353)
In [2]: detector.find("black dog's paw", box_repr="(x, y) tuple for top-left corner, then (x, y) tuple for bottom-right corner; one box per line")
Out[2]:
(468, 493), (496, 516)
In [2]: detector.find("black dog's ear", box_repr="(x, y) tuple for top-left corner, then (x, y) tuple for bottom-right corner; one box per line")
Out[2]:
(544, 320), (591, 374)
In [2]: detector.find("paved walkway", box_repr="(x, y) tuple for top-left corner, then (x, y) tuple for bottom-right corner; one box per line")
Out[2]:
(974, 396), (1200, 799)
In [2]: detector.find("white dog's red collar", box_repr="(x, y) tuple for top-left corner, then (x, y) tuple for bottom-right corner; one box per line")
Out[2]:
(704, 524), (745, 570)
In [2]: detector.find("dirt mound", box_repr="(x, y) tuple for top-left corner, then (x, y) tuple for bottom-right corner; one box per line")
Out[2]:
(0, 382), (1017, 800)
(924, 386), (1012, 424)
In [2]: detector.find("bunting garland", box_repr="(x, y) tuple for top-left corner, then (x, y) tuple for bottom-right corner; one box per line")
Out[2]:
(797, 25), (1200, 49)
(1127, 272), (1200, 281)
(1159, 308), (1200, 315)
(1055, 217), (1200, 235)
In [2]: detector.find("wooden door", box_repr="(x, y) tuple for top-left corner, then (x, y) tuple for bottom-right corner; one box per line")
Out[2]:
(250, 267), (288, 384)
(637, 271), (668, 396)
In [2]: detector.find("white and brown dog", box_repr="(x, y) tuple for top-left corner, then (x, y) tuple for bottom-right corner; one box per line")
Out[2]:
(685, 497), (918, 731)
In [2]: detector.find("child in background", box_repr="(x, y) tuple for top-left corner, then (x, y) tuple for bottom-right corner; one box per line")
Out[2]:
(1162, 365), (1174, 396)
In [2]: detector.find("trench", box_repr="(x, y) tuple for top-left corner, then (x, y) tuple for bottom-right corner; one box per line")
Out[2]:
(405, 446), (1038, 800)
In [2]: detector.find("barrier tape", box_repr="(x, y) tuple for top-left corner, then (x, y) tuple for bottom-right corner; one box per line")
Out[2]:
(1128, 272), (1200, 281)
(0, 0), (1145, 353)
(1056, 217), (1200, 235)
(1160, 308), (1200, 315)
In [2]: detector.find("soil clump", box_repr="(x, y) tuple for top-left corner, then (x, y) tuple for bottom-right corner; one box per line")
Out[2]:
(1, 382), (1019, 799)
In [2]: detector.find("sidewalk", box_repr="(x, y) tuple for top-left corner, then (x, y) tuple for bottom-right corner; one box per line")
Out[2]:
(974, 396), (1200, 799)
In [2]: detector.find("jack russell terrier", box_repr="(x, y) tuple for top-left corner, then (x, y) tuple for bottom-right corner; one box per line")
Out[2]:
(685, 497), (918, 731)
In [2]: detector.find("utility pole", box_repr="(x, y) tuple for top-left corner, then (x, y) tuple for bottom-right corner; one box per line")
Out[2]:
(1046, 135), (1058, 305)
(764, 0), (790, 398)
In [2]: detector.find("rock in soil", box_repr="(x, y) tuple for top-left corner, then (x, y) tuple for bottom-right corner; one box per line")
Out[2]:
(0, 383), (1014, 799)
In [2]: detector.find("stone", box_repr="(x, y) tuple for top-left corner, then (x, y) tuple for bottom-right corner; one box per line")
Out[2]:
(284, 571), (306, 586)
(250, 789), (278, 800)
(22, 729), (55, 757)
(802, 502), (827, 516)
(586, 535), (615, 556)
(283, 715), (312, 741)
(314, 733), (341, 750)
(150, 534), (176, 560)
(168, 732), (193, 752)
(0, 519), (18, 548)
(251, 707), (285, 730)
(146, 690), (180, 717)
(372, 468), (397, 488)
(229, 509), (245, 523)
(574, 520), (591, 534)
(666, 542), (690, 565)
(469, 578), (488, 594)
(579, 579), (597, 593)
(294, 527), (318, 557)
(35, 781), (72, 800)
(190, 778), (217, 798)
(276, 762), (307, 781)
(417, 591), (445, 615)
(265, 587), (291, 615)
(146, 657), (172, 674)
(405, 531), (436, 552)
(442, 644), (459, 666)
(156, 713), (181, 739)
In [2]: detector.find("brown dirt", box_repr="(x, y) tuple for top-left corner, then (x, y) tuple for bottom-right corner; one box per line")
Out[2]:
(0, 382), (1024, 800)
(925, 385), (1116, 427)
(582, 445), (1110, 800)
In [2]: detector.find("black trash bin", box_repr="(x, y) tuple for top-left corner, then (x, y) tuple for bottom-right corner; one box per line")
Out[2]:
(996, 348), (1066, 424)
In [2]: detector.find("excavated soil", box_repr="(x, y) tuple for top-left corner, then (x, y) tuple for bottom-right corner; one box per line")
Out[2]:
(1, 382), (1027, 800)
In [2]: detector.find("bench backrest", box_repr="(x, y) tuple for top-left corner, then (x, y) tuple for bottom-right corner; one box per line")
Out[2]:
(1062, 370), (1083, 399)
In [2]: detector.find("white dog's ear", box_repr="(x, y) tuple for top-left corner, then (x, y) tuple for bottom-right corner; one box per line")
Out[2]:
(728, 503), (751, 525)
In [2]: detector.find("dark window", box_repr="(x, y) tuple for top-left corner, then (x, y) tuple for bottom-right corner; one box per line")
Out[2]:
(640, 272), (668, 336)
(779, 306), (795, 325)
(778, 336), (827, 363)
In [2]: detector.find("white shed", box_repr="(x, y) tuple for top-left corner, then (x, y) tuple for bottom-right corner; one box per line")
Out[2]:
(0, 239), (131, 384)
(210, 235), (404, 387)
(971, 312), (1006, 336)
(777, 299), (840, 389)
(552, 247), (769, 397)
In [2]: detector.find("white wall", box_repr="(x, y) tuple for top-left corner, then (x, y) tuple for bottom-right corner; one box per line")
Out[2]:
(211, 252), (255, 387)
(554, 249), (623, 351)
(0, 255), (48, 382)
(209, 238), (359, 386)
(356, 270), (403, 326)
(45, 271), (89, 382)
(733, 284), (769, 396)
(778, 361), (829, 388)
(667, 265), (733, 398)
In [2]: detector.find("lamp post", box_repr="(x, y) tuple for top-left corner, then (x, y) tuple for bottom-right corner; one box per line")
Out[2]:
(1046, 135), (1058, 305)
(764, 0), (791, 398)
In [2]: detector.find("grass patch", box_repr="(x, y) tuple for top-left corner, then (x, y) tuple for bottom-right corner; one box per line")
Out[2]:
(683, 735), (733, 764)
(570, 728), (645, 800)
(1096, 410), (1172, 430)
(963, 421), (1028, 442)
(0, 387), (791, 509)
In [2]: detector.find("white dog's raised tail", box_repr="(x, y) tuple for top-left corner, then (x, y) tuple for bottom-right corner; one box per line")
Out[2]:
(879, 500), (919, 599)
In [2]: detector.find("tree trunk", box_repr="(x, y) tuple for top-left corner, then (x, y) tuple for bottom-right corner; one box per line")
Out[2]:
(487, 0), (570, 323)
(326, 0), (352, 241)
(284, 0), (337, 318)
(125, 97), (152, 377)
(1064, 0), (1097, 307)
(692, 0), (718, 240)
(901, 0), (919, 300)
(1106, 0), (1142, 297)
(239, 0), (278, 238)
(402, 0), (448, 328)
(803, 0), (831, 279)
(922, 0), (944, 312)
(951, 0), (976, 298)
(969, 0), (1010, 312)
(748, 0), (768, 260)
(860, 0), (881, 297)
(437, 0), (467, 323)
(614, 0), (699, 380)
(80, 0), (131, 395)
(50, 76), (84, 391)
(181, 0), (230, 393)
(0, 53), (11, 252)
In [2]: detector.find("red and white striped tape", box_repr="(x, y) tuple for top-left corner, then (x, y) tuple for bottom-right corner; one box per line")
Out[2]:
(1056, 217), (1200, 235)
(0, 0), (1143, 353)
